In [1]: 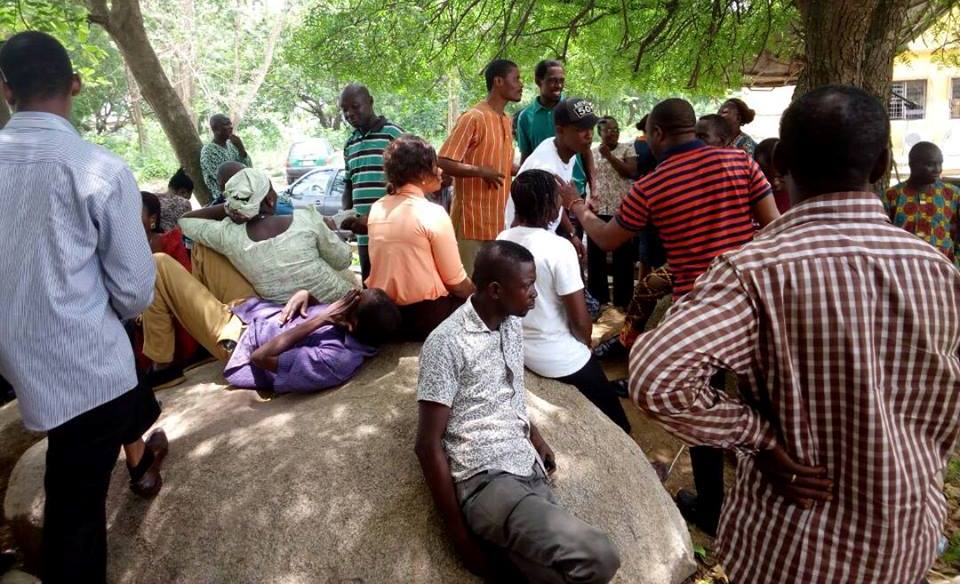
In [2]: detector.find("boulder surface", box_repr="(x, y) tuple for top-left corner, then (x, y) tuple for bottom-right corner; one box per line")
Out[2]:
(5, 344), (695, 583)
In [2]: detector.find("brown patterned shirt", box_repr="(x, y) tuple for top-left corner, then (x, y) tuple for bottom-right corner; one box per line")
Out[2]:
(630, 192), (960, 583)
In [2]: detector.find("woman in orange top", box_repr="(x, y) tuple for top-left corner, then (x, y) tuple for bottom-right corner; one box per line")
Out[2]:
(367, 135), (475, 340)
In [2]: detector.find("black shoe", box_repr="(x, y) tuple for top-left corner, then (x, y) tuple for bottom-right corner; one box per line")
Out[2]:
(675, 489), (718, 537)
(145, 365), (186, 390)
(612, 378), (629, 398)
(593, 336), (628, 360)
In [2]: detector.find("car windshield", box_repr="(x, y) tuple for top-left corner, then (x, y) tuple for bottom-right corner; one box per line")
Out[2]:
(289, 139), (333, 161)
(290, 169), (335, 198)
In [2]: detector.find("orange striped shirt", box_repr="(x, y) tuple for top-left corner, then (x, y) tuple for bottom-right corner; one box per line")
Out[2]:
(439, 101), (514, 241)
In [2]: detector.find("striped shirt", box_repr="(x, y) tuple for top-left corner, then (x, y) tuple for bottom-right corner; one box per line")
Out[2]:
(343, 116), (404, 245)
(439, 101), (514, 241)
(615, 141), (771, 296)
(0, 113), (155, 431)
(630, 192), (960, 583)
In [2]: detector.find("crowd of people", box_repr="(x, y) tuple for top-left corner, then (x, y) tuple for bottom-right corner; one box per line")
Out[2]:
(0, 29), (958, 584)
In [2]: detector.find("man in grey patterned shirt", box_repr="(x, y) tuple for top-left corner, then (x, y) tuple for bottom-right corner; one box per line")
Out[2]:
(415, 241), (620, 583)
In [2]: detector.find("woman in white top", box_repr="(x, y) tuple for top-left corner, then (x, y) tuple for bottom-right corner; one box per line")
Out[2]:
(497, 170), (630, 433)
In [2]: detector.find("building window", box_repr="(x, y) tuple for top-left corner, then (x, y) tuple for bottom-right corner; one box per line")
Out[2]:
(889, 80), (926, 120)
(952, 78), (960, 118)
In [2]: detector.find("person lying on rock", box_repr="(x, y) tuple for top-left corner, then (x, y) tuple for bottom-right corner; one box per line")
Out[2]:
(415, 240), (620, 583)
(143, 250), (401, 398)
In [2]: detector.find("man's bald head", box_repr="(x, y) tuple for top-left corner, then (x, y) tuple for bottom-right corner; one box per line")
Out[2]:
(340, 83), (371, 102)
(776, 85), (889, 198)
(908, 141), (943, 186)
(339, 83), (376, 131)
(645, 98), (697, 159)
(209, 113), (233, 141)
(217, 161), (247, 191)
(648, 98), (697, 133)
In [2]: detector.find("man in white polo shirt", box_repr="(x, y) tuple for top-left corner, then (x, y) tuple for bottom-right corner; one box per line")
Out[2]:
(504, 98), (598, 241)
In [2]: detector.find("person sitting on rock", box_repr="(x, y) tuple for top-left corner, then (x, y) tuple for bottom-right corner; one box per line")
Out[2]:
(415, 240), (621, 583)
(178, 167), (359, 306)
(498, 170), (630, 433)
(143, 249), (401, 396)
(366, 134), (475, 341)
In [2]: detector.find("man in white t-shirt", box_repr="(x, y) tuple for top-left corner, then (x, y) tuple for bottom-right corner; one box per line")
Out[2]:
(498, 170), (630, 432)
(504, 98), (598, 237)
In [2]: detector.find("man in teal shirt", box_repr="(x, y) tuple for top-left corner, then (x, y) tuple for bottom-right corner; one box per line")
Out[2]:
(514, 60), (594, 195)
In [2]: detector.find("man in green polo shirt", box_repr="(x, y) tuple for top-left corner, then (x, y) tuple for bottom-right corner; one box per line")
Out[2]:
(339, 83), (405, 282)
(515, 60), (594, 195)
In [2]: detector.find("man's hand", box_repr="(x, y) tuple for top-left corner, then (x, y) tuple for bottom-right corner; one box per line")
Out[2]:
(326, 289), (362, 327)
(536, 440), (557, 475)
(568, 234), (585, 264)
(454, 534), (492, 577)
(557, 180), (580, 210)
(586, 195), (600, 213)
(478, 167), (505, 189)
(228, 133), (247, 157)
(755, 444), (832, 509)
(598, 143), (611, 159)
(279, 290), (312, 325)
(340, 214), (368, 235)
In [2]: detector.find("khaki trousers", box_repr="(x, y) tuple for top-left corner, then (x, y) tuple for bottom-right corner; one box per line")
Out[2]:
(142, 251), (247, 364)
(191, 243), (257, 304)
(453, 220), (486, 278)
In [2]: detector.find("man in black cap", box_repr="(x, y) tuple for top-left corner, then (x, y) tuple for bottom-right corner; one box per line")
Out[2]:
(505, 98), (597, 253)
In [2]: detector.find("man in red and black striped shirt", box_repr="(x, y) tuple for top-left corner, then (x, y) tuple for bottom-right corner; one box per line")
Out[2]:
(561, 97), (779, 535)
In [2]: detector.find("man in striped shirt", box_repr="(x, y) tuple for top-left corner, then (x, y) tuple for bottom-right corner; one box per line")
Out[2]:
(561, 98), (779, 535)
(632, 85), (960, 582)
(439, 59), (523, 275)
(338, 83), (404, 281)
(0, 33), (166, 582)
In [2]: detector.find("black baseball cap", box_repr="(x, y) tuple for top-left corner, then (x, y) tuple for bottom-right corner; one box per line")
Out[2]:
(554, 98), (599, 129)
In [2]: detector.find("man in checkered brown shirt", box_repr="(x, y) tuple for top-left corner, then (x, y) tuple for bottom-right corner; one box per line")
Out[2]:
(631, 85), (960, 582)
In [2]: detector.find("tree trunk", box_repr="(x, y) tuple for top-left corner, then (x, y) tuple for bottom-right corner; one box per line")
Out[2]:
(176, 0), (198, 128)
(85, 0), (211, 204)
(229, 4), (285, 126)
(794, 0), (940, 102)
(446, 70), (461, 133)
(0, 99), (11, 129)
(124, 64), (148, 153)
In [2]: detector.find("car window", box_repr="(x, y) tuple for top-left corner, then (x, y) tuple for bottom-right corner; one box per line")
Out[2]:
(288, 139), (333, 161)
(290, 169), (334, 198)
(329, 170), (346, 199)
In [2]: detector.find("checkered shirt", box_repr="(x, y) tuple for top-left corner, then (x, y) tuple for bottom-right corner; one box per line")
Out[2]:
(630, 192), (960, 583)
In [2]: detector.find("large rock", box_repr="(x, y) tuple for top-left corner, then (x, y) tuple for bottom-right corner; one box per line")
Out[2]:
(0, 399), (43, 567)
(5, 344), (695, 583)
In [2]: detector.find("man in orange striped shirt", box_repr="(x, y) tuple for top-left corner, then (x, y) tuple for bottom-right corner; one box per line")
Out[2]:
(439, 59), (523, 275)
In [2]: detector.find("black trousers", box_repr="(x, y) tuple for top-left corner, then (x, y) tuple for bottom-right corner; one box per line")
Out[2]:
(689, 372), (729, 531)
(556, 356), (631, 434)
(42, 384), (160, 584)
(586, 215), (636, 307)
(398, 295), (465, 341)
(358, 244), (371, 285)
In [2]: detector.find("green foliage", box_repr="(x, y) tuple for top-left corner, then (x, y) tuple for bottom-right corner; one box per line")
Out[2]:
(941, 530), (960, 568)
(0, 1), (109, 84)
(289, 0), (800, 103)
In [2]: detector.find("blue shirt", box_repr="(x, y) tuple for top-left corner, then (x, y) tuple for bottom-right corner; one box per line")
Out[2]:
(223, 298), (376, 393)
(0, 112), (155, 431)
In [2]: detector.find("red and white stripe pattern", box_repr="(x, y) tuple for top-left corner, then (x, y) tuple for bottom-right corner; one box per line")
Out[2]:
(630, 192), (960, 583)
